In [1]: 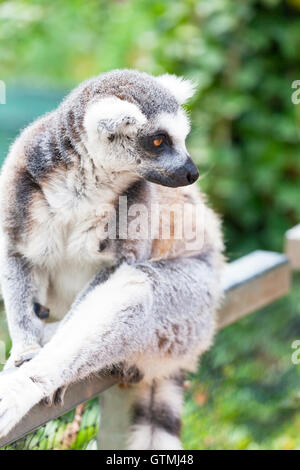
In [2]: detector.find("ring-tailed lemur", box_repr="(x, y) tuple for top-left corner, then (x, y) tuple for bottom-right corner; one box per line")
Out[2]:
(0, 70), (224, 449)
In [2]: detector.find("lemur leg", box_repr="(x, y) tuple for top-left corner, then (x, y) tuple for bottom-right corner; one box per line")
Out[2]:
(0, 256), (221, 439)
(1, 253), (47, 368)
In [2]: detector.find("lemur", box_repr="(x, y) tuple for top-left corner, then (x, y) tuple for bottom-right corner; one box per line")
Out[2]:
(0, 70), (224, 449)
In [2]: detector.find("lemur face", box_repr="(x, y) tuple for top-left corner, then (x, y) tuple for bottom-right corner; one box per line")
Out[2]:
(83, 70), (199, 187)
(136, 108), (199, 187)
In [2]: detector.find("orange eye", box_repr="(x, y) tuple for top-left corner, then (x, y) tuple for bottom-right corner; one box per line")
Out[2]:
(153, 137), (163, 147)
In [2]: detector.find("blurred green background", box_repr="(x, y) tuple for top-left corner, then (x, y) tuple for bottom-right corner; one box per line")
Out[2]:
(1, 0), (300, 450)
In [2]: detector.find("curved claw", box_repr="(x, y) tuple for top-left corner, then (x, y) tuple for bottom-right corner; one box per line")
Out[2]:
(42, 386), (67, 408)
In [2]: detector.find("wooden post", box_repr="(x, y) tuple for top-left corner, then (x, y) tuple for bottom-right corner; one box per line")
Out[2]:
(285, 224), (300, 269)
(98, 386), (135, 450)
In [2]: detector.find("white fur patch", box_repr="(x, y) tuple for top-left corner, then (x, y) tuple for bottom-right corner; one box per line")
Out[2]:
(156, 74), (196, 105)
(127, 425), (182, 450)
(83, 96), (147, 171)
(155, 380), (183, 416)
(84, 96), (146, 142)
(133, 351), (198, 383)
(156, 109), (190, 150)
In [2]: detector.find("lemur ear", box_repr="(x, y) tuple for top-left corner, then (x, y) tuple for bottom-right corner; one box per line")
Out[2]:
(85, 97), (146, 139)
(156, 74), (196, 105)
(98, 115), (138, 135)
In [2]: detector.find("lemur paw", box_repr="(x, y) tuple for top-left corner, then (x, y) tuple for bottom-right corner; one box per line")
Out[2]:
(109, 362), (144, 385)
(42, 386), (67, 408)
(0, 370), (44, 438)
(4, 344), (41, 370)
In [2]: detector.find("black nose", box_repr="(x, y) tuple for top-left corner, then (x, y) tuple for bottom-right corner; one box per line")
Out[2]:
(141, 156), (200, 188)
(183, 157), (199, 185)
(186, 168), (199, 184)
(166, 157), (199, 187)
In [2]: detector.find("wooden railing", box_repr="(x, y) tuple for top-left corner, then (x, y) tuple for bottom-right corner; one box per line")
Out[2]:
(0, 225), (299, 449)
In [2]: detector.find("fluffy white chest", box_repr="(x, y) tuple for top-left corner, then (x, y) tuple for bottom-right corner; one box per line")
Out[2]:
(20, 183), (120, 319)
(23, 182), (118, 264)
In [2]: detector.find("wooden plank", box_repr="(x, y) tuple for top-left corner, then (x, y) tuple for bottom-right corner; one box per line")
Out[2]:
(219, 250), (290, 329)
(285, 224), (300, 269)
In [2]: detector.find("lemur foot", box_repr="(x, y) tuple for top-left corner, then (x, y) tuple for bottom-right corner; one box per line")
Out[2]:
(0, 369), (44, 438)
(42, 386), (67, 408)
(109, 362), (144, 385)
(4, 344), (41, 370)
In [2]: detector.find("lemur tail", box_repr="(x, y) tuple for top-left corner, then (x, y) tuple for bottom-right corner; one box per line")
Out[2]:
(127, 374), (184, 450)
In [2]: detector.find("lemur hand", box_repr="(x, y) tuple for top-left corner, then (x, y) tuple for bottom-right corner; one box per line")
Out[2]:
(4, 343), (41, 370)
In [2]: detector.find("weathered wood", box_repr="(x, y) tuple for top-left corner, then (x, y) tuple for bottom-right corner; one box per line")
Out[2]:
(285, 224), (300, 269)
(220, 250), (291, 328)
(0, 370), (116, 449)
(0, 249), (292, 449)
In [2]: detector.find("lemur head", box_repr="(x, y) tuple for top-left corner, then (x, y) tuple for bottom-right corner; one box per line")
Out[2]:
(82, 70), (199, 187)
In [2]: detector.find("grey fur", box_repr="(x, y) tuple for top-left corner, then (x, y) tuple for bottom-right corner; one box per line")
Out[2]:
(0, 253), (43, 349)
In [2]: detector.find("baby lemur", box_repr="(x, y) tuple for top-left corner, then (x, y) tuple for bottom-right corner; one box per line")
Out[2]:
(0, 70), (224, 449)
